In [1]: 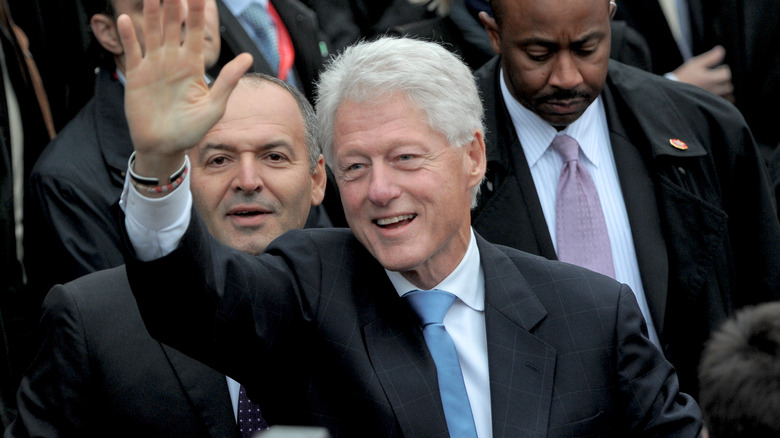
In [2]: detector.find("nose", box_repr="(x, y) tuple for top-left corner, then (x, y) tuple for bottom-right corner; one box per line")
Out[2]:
(366, 163), (401, 207)
(232, 156), (263, 193)
(548, 51), (583, 90)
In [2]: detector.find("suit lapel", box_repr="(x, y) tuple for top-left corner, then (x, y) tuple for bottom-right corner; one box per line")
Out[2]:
(215, 0), (275, 74)
(473, 58), (556, 259)
(162, 344), (240, 438)
(270, 0), (327, 100)
(362, 276), (450, 438)
(601, 83), (669, 334)
(93, 70), (133, 188)
(478, 237), (555, 438)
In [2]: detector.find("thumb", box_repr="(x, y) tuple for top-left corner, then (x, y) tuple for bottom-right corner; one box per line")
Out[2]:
(694, 46), (726, 68)
(209, 53), (254, 108)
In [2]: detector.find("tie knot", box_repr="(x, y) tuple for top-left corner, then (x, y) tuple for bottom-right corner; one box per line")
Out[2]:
(551, 134), (580, 162)
(403, 289), (456, 326)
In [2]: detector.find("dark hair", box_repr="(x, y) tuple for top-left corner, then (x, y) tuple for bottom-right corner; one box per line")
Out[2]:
(698, 302), (780, 438)
(82, 0), (115, 19)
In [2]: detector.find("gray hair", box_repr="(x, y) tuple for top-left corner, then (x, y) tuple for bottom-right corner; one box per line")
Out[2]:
(315, 37), (485, 207)
(239, 73), (320, 172)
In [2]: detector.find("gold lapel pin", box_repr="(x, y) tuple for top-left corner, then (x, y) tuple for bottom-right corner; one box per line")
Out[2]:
(669, 138), (688, 150)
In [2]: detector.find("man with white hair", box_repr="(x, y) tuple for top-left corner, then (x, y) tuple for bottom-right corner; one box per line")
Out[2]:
(115, 0), (702, 436)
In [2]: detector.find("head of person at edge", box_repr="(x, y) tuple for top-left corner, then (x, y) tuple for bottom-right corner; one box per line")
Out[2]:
(87, 0), (221, 74)
(482, 0), (617, 130)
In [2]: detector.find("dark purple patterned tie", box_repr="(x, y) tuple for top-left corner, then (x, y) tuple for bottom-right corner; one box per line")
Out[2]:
(552, 134), (615, 278)
(238, 385), (268, 438)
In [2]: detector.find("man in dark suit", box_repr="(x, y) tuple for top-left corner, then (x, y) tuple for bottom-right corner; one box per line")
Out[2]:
(704, 0), (780, 157)
(473, 0), (780, 396)
(5, 73), (328, 437)
(114, 1), (701, 436)
(22, 0), (223, 307)
(213, 0), (329, 104)
(614, 0), (734, 102)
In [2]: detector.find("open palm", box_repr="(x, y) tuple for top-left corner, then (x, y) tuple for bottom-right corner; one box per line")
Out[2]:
(118, 0), (252, 177)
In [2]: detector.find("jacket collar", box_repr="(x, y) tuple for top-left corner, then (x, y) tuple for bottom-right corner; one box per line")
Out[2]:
(604, 60), (708, 159)
(94, 68), (134, 185)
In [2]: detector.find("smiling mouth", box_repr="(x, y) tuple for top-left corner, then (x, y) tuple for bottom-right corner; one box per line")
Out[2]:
(374, 214), (416, 228)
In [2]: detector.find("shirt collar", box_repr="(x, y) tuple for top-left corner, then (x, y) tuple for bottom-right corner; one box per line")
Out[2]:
(499, 67), (606, 168)
(385, 228), (484, 311)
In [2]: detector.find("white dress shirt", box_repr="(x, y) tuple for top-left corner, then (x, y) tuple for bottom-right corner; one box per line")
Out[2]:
(386, 230), (492, 438)
(499, 70), (660, 347)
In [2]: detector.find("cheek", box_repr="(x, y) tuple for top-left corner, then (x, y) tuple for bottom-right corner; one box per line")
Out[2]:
(506, 62), (546, 96)
(191, 178), (226, 211)
(582, 64), (608, 89)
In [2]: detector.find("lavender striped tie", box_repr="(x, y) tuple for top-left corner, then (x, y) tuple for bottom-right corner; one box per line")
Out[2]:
(552, 134), (615, 278)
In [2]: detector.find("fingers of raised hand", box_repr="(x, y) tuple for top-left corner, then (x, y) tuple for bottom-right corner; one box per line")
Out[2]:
(184, 0), (206, 56)
(211, 53), (255, 107)
(162, 0), (183, 47)
(142, 0), (163, 53)
(117, 15), (143, 71)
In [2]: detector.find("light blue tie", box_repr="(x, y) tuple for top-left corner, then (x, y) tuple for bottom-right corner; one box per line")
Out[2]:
(240, 2), (280, 72)
(404, 289), (478, 437)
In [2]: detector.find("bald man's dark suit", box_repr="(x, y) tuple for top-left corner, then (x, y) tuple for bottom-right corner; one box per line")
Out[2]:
(5, 266), (240, 438)
(472, 57), (780, 395)
(126, 216), (700, 437)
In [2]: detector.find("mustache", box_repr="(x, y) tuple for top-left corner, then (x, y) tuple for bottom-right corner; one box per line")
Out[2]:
(537, 90), (590, 104)
(225, 193), (279, 212)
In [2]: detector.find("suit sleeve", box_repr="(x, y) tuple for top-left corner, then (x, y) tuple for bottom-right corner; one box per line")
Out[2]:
(25, 170), (124, 294)
(5, 285), (98, 437)
(126, 211), (318, 390)
(613, 284), (702, 437)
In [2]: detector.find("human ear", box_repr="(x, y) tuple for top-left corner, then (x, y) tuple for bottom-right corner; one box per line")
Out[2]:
(90, 13), (124, 56)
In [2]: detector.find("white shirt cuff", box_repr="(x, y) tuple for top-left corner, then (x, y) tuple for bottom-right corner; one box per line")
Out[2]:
(119, 156), (193, 261)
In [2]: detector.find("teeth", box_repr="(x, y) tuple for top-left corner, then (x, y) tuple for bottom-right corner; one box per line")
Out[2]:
(376, 214), (414, 226)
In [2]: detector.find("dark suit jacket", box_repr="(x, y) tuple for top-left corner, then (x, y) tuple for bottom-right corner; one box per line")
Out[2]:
(708, 0), (780, 154)
(4, 266), (240, 438)
(615, 0), (711, 76)
(214, 0), (329, 103)
(126, 216), (701, 437)
(25, 69), (130, 301)
(472, 56), (780, 395)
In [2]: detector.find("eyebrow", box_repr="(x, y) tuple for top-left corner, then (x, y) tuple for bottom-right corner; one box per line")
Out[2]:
(197, 141), (295, 159)
(521, 30), (607, 48)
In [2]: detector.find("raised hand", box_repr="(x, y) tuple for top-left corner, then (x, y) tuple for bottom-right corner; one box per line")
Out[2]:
(117, 0), (253, 184)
